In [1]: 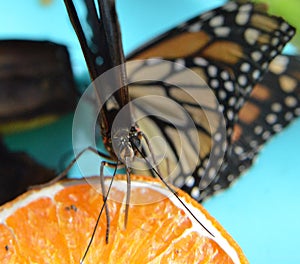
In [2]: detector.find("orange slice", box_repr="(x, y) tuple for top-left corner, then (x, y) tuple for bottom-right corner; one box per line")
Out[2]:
(0, 175), (248, 263)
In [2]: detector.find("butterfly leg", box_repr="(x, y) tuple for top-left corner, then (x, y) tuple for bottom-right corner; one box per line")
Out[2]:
(165, 156), (171, 178)
(98, 159), (120, 243)
(100, 157), (131, 231)
(80, 160), (118, 263)
(28, 146), (103, 190)
(124, 165), (132, 229)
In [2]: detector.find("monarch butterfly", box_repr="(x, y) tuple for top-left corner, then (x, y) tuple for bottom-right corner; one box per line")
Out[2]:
(63, 0), (295, 260)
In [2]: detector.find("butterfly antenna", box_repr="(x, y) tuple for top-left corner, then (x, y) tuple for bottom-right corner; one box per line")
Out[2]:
(131, 139), (215, 237)
(80, 161), (119, 263)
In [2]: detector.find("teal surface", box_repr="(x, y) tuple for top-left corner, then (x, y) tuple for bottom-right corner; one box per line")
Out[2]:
(2, 1), (300, 263)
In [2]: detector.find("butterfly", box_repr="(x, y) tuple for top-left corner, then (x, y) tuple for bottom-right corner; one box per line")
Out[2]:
(63, 0), (295, 260)
(66, 0), (296, 200)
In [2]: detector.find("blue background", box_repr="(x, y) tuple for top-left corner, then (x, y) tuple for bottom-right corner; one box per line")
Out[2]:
(1, 1), (300, 263)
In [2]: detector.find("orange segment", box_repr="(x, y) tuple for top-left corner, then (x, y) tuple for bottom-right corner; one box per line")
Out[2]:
(0, 175), (248, 263)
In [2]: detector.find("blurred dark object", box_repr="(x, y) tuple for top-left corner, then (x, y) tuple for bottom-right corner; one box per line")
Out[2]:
(0, 138), (56, 205)
(0, 40), (77, 134)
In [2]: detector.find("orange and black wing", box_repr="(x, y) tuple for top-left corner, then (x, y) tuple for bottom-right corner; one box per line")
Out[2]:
(201, 55), (300, 199)
(127, 1), (296, 201)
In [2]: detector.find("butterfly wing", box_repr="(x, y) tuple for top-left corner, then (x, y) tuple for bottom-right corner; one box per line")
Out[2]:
(201, 55), (300, 199)
(65, 0), (134, 160)
(234, 55), (300, 149)
(126, 1), (295, 201)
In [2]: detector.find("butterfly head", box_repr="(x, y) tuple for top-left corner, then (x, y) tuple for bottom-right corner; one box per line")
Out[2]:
(110, 126), (142, 165)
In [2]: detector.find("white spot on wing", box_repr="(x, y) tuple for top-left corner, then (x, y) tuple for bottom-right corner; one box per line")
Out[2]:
(188, 22), (201, 32)
(238, 75), (248, 86)
(271, 102), (282, 113)
(193, 57), (208, 66)
(191, 186), (200, 199)
(210, 79), (219, 89)
(222, 1), (238, 12)
(185, 176), (195, 187)
(214, 27), (231, 37)
(236, 12), (250, 25)
(239, 3), (252, 12)
(244, 28), (259, 45)
(266, 113), (277, 124)
(240, 62), (250, 72)
(224, 81), (234, 92)
(285, 96), (297, 108)
(251, 51), (263, 62)
(209, 15), (224, 27)
(254, 126), (263, 135)
(280, 22), (290, 32)
(200, 11), (216, 21)
(208, 65), (218, 77)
